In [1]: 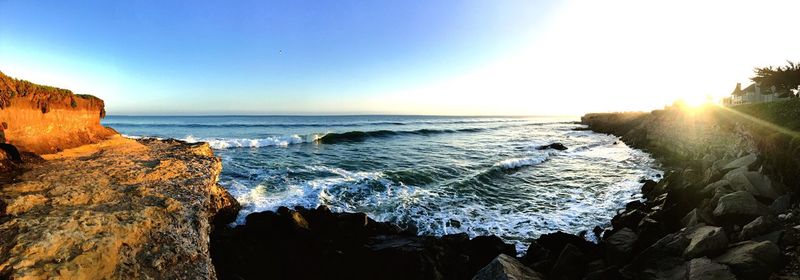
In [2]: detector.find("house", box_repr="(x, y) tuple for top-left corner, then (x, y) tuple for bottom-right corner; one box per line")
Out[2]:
(724, 82), (787, 105)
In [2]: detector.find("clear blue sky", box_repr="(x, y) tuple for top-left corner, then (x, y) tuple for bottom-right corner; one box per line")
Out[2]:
(2, 1), (798, 115)
(0, 0), (555, 115)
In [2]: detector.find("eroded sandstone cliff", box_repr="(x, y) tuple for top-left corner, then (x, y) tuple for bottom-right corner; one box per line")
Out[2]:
(0, 71), (116, 154)
(0, 135), (239, 279)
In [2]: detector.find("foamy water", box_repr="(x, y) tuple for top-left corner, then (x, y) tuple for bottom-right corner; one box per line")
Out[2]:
(106, 115), (661, 252)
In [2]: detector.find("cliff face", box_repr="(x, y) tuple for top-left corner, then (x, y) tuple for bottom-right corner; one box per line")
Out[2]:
(0, 71), (116, 154)
(0, 135), (239, 279)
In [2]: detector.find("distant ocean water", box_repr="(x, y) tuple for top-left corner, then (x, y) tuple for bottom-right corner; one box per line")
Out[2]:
(104, 115), (661, 252)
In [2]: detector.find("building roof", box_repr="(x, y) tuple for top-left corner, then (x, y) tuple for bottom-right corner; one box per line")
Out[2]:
(731, 83), (745, 96)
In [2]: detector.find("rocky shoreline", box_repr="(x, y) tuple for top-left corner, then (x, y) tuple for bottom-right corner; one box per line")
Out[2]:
(211, 106), (798, 280)
(1, 71), (797, 279)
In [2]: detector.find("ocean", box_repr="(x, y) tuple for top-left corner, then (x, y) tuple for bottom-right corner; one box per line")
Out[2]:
(103, 115), (661, 252)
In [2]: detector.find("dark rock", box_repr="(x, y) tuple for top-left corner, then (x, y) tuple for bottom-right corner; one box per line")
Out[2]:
(769, 194), (792, 213)
(467, 235), (517, 273)
(686, 257), (737, 280)
(740, 216), (777, 240)
(712, 191), (767, 226)
(683, 225), (727, 258)
(680, 208), (711, 228)
(605, 227), (637, 265)
(625, 200), (644, 211)
(611, 209), (646, 231)
(472, 254), (544, 280)
(751, 230), (784, 245)
(536, 143), (568, 151)
(714, 241), (781, 280)
(621, 232), (689, 280)
(549, 244), (586, 280)
(700, 180), (730, 196)
(727, 171), (780, 200)
(535, 231), (596, 255)
(523, 241), (550, 265)
(0, 143), (21, 163)
(641, 179), (658, 195)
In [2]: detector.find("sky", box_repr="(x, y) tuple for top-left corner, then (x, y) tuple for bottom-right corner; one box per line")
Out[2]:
(0, 0), (798, 116)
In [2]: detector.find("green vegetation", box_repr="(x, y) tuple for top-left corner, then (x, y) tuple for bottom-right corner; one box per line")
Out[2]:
(751, 61), (800, 97)
(730, 98), (800, 131)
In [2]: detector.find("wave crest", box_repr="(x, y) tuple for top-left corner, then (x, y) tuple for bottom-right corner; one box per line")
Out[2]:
(182, 134), (319, 149)
(495, 155), (550, 170)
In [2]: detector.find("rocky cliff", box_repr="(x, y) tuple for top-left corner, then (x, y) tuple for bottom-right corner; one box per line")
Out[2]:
(0, 74), (240, 279)
(0, 135), (240, 279)
(0, 71), (116, 155)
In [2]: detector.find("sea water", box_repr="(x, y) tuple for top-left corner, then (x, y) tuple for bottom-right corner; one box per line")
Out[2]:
(104, 115), (661, 252)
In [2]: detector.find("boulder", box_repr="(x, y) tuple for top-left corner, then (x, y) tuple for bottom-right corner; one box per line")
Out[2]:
(710, 185), (734, 207)
(467, 236), (517, 273)
(740, 216), (777, 240)
(714, 241), (781, 280)
(549, 244), (586, 280)
(681, 208), (711, 228)
(605, 228), (637, 265)
(641, 179), (658, 195)
(722, 166), (747, 181)
(535, 231), (596, 255)
(769, 194), (792, 213)
(700, 180), (729, 196)
(683, 225), (728, 258)
(727, 171), (780, 200)
(721, 153), (757, 172)
(751, 230), (784, 245)
(621, 232), (689, 280)
(712, 191), (766, 226)
(473, 254), (544, 280)
(536, 143), (568, 151)
(686, 258), (737, 280)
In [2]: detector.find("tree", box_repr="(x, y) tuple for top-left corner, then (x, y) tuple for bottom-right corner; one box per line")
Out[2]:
(751, 61), (800, 98)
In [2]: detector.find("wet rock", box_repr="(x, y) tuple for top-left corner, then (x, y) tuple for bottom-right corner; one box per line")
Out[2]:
(714, 241), (781, 280)
(473, 254), (544, 280)
(683, 225), (728, 258)
(686, 257), (737, 280)
(641, 179), (658, 195)
(712, 191), (767, 226)
(605, 227), (637, 265)
(536, 142), (568, 151)
(612, 209), (646, 231)
(721, 153), (757, 172)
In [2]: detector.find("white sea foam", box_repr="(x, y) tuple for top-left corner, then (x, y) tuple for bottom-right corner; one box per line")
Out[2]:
(495, 156), (549, 170)
(181, 134), (320, 149)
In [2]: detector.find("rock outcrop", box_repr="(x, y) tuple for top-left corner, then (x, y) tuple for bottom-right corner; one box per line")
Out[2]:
(0, 71), (116, 154)
(0, 135), (240, 279)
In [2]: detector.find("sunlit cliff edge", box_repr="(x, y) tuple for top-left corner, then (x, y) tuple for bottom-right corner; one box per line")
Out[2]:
(0, 74), (240, 279)
(0, 71), (116, 156)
